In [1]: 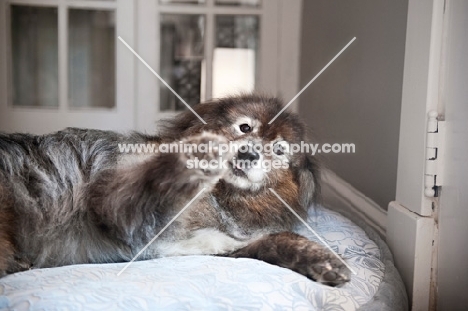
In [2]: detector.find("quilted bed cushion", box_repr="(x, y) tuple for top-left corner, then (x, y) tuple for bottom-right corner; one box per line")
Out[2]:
(0, 206), (405, 310)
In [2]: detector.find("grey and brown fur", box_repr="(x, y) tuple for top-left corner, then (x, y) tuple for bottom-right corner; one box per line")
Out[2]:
(0, 94), (350, 286)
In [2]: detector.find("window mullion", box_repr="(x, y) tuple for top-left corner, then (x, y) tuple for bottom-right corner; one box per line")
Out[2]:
(204, 0), (214, 100)
(58, 0), (67, 111)
(0, 1), (8, 110)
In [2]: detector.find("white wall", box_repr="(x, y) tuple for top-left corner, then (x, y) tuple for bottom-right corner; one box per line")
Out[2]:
(299, 0), (408, 208)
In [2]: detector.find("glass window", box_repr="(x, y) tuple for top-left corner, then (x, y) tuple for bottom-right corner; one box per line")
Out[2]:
(11, 5), (59, 107)
(212, 15), (259, 98)
(69, 9), (115, 108)
(160, 14), (205, 111)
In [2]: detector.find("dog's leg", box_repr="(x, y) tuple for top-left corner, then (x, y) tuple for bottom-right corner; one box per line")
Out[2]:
(228, 232), (351, 286)
(87, 133), (229, 244)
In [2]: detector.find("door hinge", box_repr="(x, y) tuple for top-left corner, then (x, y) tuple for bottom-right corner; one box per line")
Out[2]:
(425, 110), (445, 197)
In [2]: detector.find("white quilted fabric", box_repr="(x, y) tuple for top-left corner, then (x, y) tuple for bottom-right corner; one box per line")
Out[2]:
(0, 206), (386, 310)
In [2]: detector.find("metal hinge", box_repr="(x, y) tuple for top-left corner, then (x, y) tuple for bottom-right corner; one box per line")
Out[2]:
(424, 111), (445, 197)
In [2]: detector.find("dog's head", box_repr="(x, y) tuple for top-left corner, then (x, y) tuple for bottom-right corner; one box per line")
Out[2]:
(160, 94), (320, 209)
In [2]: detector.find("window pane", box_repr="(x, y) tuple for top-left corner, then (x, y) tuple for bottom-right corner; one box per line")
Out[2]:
(11, 5), (58, 107)
(213, 15), (258, 98)
(69, 9), (115, 108)
(215, 0), (260, 7)
(160, 15), (205, 111)
(160, 0), (205, 5)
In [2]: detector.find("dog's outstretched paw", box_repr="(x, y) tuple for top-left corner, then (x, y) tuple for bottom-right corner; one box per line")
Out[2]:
(229, 232), (351, 287)
(181, 132), (232, 180)
(307, 255), (351, 286)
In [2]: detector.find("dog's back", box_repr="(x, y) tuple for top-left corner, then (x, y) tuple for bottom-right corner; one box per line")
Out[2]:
(0, 128), (152, 271)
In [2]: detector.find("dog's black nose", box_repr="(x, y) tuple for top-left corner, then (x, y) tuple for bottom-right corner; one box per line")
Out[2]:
(237, 148), (260, 162)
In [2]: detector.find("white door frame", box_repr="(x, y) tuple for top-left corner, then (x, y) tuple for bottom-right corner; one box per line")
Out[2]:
(386, 0), (445, 309)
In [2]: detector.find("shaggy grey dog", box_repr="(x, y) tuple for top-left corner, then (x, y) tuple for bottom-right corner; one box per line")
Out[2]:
(0, 94), (350, 286)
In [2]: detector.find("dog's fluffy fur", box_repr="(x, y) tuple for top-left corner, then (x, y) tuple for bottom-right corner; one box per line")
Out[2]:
(0, 94), (350, 286)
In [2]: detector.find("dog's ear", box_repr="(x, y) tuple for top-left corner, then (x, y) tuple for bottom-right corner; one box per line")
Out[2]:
(157, 100), (224, 141)
(157, 110), (201, 141)
(297, 154), (321, 209)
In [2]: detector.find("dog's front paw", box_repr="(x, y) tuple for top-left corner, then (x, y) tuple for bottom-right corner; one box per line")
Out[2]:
(306, 253), (351, 286)
(181, 132), (232, 179)
(229, 232), (351, 287)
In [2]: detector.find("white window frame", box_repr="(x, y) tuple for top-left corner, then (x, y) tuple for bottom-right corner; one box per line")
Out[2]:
(134, 0), (303, 132)
(0, 0), (135, 133)
(0, 0), (302, 133)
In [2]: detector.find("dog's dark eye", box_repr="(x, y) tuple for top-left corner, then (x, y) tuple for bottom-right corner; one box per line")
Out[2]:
(239, 124), (252, 133)
(274, 144), (285, 155)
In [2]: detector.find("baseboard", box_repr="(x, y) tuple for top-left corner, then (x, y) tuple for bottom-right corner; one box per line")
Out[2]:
(320, 169), (387, 237)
